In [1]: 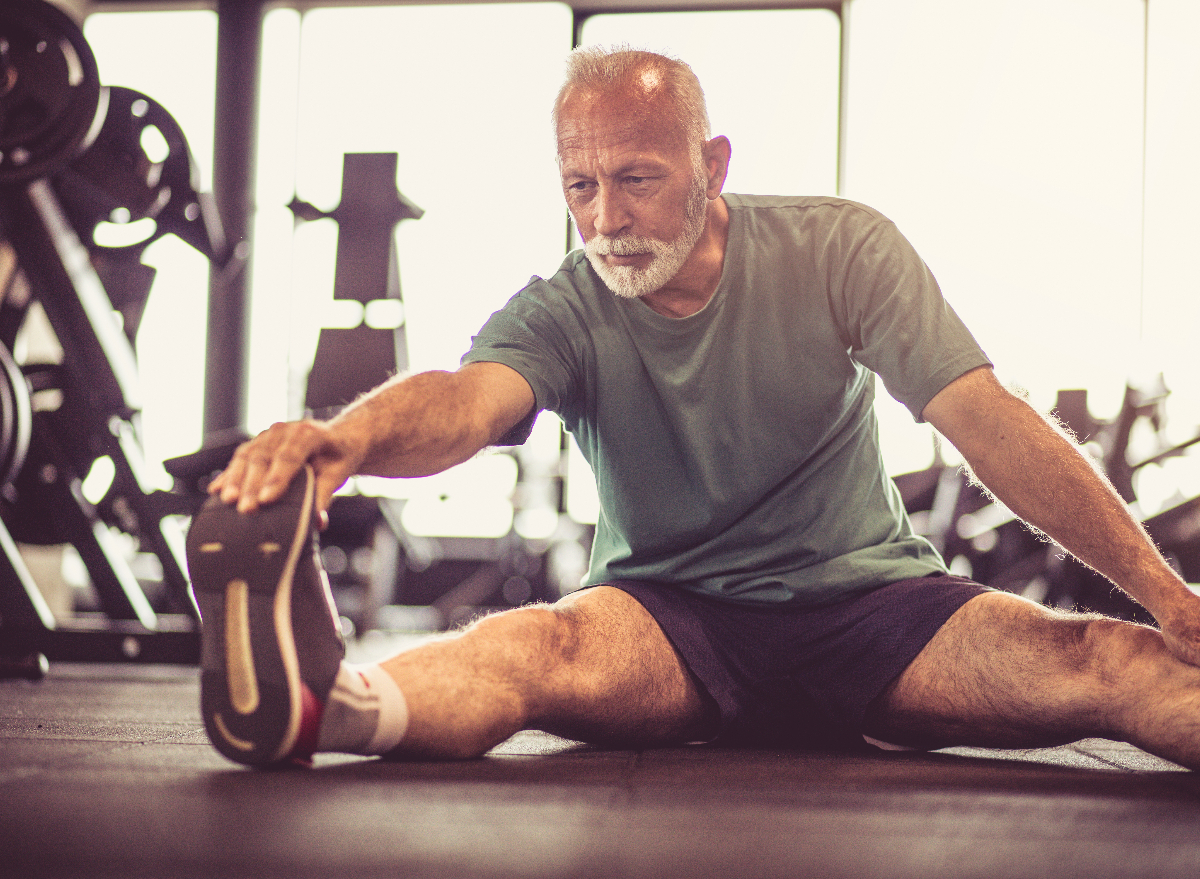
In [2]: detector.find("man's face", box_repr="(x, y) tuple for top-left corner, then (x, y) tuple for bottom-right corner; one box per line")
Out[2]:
(557, 90), (710, 299)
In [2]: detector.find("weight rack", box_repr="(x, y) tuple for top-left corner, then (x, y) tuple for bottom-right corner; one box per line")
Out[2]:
(0, 0), (232, 675)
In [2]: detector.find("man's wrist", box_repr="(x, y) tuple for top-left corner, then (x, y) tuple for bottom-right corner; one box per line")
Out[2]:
(1138, 568), (1199, 629)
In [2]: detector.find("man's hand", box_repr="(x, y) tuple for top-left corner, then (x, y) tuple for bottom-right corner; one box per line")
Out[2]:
(1154, 594), (1200, 668)
(207, 419), (363, 526)
(205, 362), (536, 526)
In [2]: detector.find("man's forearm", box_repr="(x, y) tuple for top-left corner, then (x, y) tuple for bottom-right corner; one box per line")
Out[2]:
(961, 397), (1188, 619)
(925, 368), (1191, 624)
(327, 371), (486, 479)
(211, 361), (534, 517)
(327, 363), (535, 480)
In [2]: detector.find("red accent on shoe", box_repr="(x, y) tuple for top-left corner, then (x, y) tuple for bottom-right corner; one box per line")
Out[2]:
(358, 671), (370, 689)
(285, 681), (324, 767)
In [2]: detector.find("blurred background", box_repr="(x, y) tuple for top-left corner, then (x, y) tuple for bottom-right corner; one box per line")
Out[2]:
(2, 0), (1198, 668)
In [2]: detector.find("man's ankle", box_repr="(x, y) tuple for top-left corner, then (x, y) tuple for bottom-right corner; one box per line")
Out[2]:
(317, 663), (409, 755)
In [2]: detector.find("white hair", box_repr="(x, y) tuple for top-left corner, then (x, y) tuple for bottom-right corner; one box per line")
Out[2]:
(552, 45), (711, 154)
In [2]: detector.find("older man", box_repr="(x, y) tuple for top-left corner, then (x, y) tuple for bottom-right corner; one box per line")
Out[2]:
(189, 46), (1200, 769)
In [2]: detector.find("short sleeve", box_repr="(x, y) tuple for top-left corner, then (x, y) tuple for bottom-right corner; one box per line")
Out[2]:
(827, 210), (991, 421)
(460, 276), (589, 435)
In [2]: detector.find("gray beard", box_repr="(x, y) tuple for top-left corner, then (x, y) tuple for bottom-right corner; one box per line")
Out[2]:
(584, 171), (709, 301)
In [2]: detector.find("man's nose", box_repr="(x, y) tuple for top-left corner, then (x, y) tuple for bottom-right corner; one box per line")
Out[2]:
(593, 185), (631, 237)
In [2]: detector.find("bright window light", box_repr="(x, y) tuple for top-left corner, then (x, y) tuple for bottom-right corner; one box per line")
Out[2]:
(1142, 0), (1200, 416)
(82, 11), (217, 472)
(396, 454), (519, 539)
(321, 299), (365, 330)
(81, 455), (116, 505)
(845, 0), (1145, 413)
(77, 1), (1196, 502)
(565, 435), (601, 526)
(247, 2), (572, 444)
(364, 299), (405, 330)
(844, 0), (1146, 474)
(246, 4), (572, 538)
(581, 10), (841, 198)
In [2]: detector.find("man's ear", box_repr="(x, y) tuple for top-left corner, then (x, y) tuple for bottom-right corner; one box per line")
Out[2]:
(703, 135), (732, 198)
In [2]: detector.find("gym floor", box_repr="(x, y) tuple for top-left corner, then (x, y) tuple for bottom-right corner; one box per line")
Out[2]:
(3, 659), (1200, 879)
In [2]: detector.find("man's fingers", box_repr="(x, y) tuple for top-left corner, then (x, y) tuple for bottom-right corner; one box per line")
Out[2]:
(237, 426), (310, 512)
(213, 444), (250, 503)
(205, 420), (352, 516)
(1165, 630), (1200, 670)
(314, 468), (348, 523)
(256, 456), (306, 508)
(257, 422), (339, 504)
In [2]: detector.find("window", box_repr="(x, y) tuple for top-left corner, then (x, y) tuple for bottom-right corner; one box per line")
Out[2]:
(83, 11), (217, 471)
(81, 2), (1197, 500)
(253, 4), (572, 434)
(580, 9), (841, 198)
(845, 0), (1148, 471)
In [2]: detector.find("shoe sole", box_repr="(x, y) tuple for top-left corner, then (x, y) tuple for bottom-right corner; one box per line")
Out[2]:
(187, 468), (319, 766)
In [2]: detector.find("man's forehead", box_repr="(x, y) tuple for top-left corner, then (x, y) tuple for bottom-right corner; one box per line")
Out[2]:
(559, 72), (665, 114)
(557, 114), (646, 155)
(556, 87), (689, 164)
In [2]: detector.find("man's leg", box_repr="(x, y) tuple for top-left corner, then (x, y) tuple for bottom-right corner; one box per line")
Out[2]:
(376, 585), (717, 759)
(864, 590), (1200, 768)
(190, 465), (714, 766)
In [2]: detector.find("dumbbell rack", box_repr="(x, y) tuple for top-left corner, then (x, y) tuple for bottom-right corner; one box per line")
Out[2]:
(0, 179), (201, 671)
(0, 0), (229, 674)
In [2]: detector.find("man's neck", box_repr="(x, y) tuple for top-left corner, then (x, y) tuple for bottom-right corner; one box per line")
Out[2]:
(640, 197), (730, 319)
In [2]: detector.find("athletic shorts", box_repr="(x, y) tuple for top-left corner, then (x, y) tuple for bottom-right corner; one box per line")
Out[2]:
(610, 574), (992, 750)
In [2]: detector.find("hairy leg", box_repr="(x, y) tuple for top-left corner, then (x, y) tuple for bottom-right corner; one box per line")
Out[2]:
(378, 585), (717, 759)
(865, 590), (1200, 768)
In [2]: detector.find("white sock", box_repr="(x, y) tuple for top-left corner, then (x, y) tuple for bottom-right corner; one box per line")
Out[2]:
(317, 662), (409, 755)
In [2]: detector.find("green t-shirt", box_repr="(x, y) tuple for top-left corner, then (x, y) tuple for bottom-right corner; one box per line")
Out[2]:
(462, 194), (991, 605)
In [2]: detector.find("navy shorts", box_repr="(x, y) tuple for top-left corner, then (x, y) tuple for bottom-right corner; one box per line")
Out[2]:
(610, 574), (991, 749)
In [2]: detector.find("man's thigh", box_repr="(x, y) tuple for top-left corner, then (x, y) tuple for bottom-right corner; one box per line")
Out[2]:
(864, 590), (1132, 749)
(536, 585), (718, 746)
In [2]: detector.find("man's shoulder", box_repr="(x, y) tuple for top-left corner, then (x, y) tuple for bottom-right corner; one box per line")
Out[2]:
(724, 193), (890, 224)
(515, 250), (594, 300)
(500, 250), (588, 314)
(496, 249), (615, 330)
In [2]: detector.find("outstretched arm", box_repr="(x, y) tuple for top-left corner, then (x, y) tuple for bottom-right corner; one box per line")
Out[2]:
(209, 361), (535, 522)
(922, 366), (1200, 665)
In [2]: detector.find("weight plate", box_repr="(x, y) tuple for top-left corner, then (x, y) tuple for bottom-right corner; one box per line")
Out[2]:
(62, 86), (202, 258)
(0, 341), (30, 490)
(0, 0), (103, 185)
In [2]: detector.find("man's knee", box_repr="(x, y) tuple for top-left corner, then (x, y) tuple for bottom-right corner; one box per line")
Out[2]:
(455, 592), (632, 692)
(459, 601), (582, 674)
(1073, 612), (1167, 692)
(969, 594), (1158, 686)
(522, 586), (712, 743)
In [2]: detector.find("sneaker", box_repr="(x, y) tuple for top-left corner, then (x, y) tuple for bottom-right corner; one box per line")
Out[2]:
(186, 465), (344, 767)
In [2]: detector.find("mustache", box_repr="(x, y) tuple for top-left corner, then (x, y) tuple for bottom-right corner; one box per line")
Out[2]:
(586, 234), (662, 257)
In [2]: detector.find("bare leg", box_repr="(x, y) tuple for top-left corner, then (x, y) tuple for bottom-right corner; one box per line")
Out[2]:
(378, 585), (717, 759)
(865, 590), (1200, 768)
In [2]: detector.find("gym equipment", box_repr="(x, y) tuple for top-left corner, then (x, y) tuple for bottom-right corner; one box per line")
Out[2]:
(293, 152), (422, 418)
(0, 0), (104, 185)
(289, 154), (568, 633)
(898, 378), (1200, 623)
(0, 337), (30, 492)
(0, 0), (229, 670)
